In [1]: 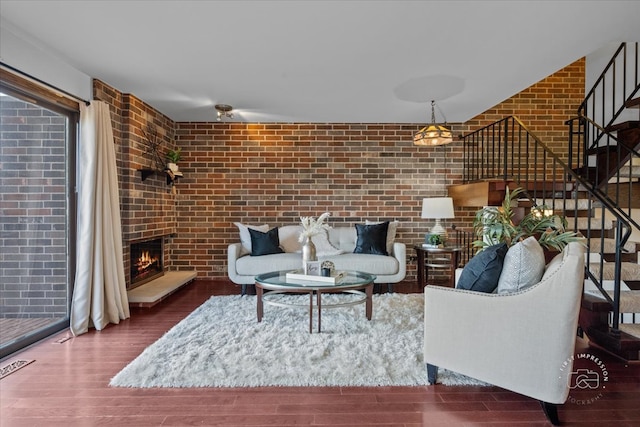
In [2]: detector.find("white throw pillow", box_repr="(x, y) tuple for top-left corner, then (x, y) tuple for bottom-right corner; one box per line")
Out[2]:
(278, 225), (303, 253)
(234, 222), (269, 256)
(311, 230), (345, 257)
(497, 236), (545, 294)
(365, 220), (399, 255)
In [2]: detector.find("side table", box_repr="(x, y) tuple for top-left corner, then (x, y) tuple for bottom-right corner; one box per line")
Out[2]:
(415, 245), (462, 288)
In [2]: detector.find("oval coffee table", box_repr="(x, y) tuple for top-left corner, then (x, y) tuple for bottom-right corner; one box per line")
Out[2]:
(254, 270), (376, 333)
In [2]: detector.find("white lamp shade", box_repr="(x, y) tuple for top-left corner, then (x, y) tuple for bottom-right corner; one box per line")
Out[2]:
(421, 197), (455, 219)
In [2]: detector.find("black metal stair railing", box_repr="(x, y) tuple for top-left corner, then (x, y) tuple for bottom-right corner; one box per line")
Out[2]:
(462, 116), (635, 334)
(571, 42), (639, 227)
(567, 114), (639, 223)
(579, 42), (639, 150)
(452, 228), (474, 267)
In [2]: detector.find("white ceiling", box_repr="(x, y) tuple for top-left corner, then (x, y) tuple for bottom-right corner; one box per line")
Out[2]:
(1, 1), (639, 123)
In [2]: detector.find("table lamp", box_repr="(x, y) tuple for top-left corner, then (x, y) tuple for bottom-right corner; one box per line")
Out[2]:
(421, 197), (455, 239)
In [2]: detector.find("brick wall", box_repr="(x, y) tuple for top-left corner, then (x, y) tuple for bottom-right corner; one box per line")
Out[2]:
(462, 58), (585, 149)
(96, 58), (585, 284)
(173, 123), (459, 279)
(0, 97), (68, 317)
(451, 58), (586, 229)
(93, 80), (178, 288)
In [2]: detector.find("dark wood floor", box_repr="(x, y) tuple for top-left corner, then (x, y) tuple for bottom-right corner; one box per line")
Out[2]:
(1, 280), (638, 426)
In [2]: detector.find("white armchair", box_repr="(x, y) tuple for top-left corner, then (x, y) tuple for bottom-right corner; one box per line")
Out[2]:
(424, 242), (585, 425)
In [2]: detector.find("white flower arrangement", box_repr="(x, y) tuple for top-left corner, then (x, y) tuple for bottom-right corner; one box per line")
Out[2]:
(298, 212), (331, 242)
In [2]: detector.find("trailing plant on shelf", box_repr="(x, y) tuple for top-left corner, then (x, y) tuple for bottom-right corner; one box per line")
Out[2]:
(472, 187), (582, 252)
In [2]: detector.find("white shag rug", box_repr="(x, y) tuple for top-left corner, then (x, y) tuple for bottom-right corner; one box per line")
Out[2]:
(110, 293), (486, 388)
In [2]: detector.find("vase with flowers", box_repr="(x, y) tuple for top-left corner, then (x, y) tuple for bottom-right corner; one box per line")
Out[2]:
(298, 212), (331, 273)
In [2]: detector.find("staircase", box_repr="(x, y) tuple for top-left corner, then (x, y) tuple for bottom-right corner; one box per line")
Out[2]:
(451, 43), (640, 360)
(567, 42), (640, 360)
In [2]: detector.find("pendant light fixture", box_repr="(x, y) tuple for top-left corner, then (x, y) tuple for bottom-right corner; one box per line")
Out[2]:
(413, 100), (453, 146)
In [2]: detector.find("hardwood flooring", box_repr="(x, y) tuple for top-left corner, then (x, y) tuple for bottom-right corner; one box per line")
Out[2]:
(1, 280), (638, 426)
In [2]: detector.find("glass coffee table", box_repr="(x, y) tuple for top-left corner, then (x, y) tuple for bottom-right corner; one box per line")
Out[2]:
(254, 270), (376, 333)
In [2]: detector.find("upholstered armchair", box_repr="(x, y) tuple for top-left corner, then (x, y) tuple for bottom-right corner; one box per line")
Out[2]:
(424, 242), (585, 425)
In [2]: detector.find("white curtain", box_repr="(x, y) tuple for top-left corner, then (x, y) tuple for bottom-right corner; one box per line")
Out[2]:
(70, 101), (129, 336)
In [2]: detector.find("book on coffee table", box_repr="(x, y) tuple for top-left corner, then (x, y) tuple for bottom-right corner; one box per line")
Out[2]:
(285, 270), (346, 286)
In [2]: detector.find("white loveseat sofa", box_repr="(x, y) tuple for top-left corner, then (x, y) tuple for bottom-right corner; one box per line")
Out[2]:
(228, 224), (406, 295)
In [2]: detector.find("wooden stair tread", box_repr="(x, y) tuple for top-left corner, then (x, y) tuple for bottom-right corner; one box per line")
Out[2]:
(448, 179), (574, 207)
(580, 292), (640, 360)
(620, 323), (640, 340)
(586, 145), (617, 155)
(127, 270), (197, 307)
(575, 217), (614, 230)
(588, 262), (640, 283)
(604, 120), (640, 133)
(618, 164), (640, 177)
(584, 327), (640, 360)
(533, 198), (594, 211)
(625, 97), (640, 109)
(586, 238), (638, 254)
(607, 290), (640, 312)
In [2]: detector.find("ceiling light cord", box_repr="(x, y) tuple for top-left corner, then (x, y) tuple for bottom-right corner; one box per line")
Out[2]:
(433, 100), (448, 124)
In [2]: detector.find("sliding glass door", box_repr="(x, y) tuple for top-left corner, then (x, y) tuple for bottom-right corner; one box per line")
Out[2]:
(0, 86), (77, 358)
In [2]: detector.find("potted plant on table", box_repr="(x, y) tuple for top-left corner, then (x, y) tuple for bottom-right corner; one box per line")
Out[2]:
(424, 233), (445, 248)
(472, 187), (582, 254)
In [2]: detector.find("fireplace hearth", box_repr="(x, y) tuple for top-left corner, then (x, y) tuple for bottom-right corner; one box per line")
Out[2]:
(130, 238), (164, 288)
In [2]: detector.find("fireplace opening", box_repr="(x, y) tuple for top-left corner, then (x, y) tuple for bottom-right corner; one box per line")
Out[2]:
(130, 238), (164, 288)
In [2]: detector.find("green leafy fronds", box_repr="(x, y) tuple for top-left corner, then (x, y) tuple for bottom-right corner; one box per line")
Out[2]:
(166, 147), (182, 163)
(472, 186), (581, 252)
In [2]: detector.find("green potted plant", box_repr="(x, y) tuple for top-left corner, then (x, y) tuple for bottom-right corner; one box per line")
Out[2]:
(166, 147), (181, 164)
(166, 147), (182, 173)
(424, 233), (445, 248)
(472, 187), (582, 252)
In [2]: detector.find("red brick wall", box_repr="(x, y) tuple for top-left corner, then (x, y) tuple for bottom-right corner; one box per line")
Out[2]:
(453, 58), (586, 228)
(173, 123), (458, 278)
(462, 58), (585, 149)
(93, 80), (178, 288)
(95, 58), (585, 284)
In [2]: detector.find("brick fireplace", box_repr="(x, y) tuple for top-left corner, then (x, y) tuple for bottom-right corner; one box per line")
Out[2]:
(129, 238), (164, 289)
(129, 237), (164, 289)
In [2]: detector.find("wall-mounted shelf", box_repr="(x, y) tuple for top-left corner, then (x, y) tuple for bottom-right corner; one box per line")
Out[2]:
(137, 168), (183, 186)
(138, 168), (157, 181)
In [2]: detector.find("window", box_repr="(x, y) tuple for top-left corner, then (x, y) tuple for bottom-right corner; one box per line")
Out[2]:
(0, 72), (78, 358)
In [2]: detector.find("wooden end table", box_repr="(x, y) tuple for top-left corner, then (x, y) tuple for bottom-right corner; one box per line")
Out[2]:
(414, 245), (462, 288)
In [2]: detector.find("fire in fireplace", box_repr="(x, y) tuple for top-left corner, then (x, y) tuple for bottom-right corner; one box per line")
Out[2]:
(130, 238), (164, 287)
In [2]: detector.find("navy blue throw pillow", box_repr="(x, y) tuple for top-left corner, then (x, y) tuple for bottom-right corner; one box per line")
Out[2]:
(353, 222), (389, 255)
(457, 243), (508, 293)
(249, 227), (284, 256)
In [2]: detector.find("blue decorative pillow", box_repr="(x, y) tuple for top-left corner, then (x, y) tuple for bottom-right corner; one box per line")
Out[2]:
(457, 243), (508, 293)
(249, 227), (284, 256)
(354, 222), (389, 255)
